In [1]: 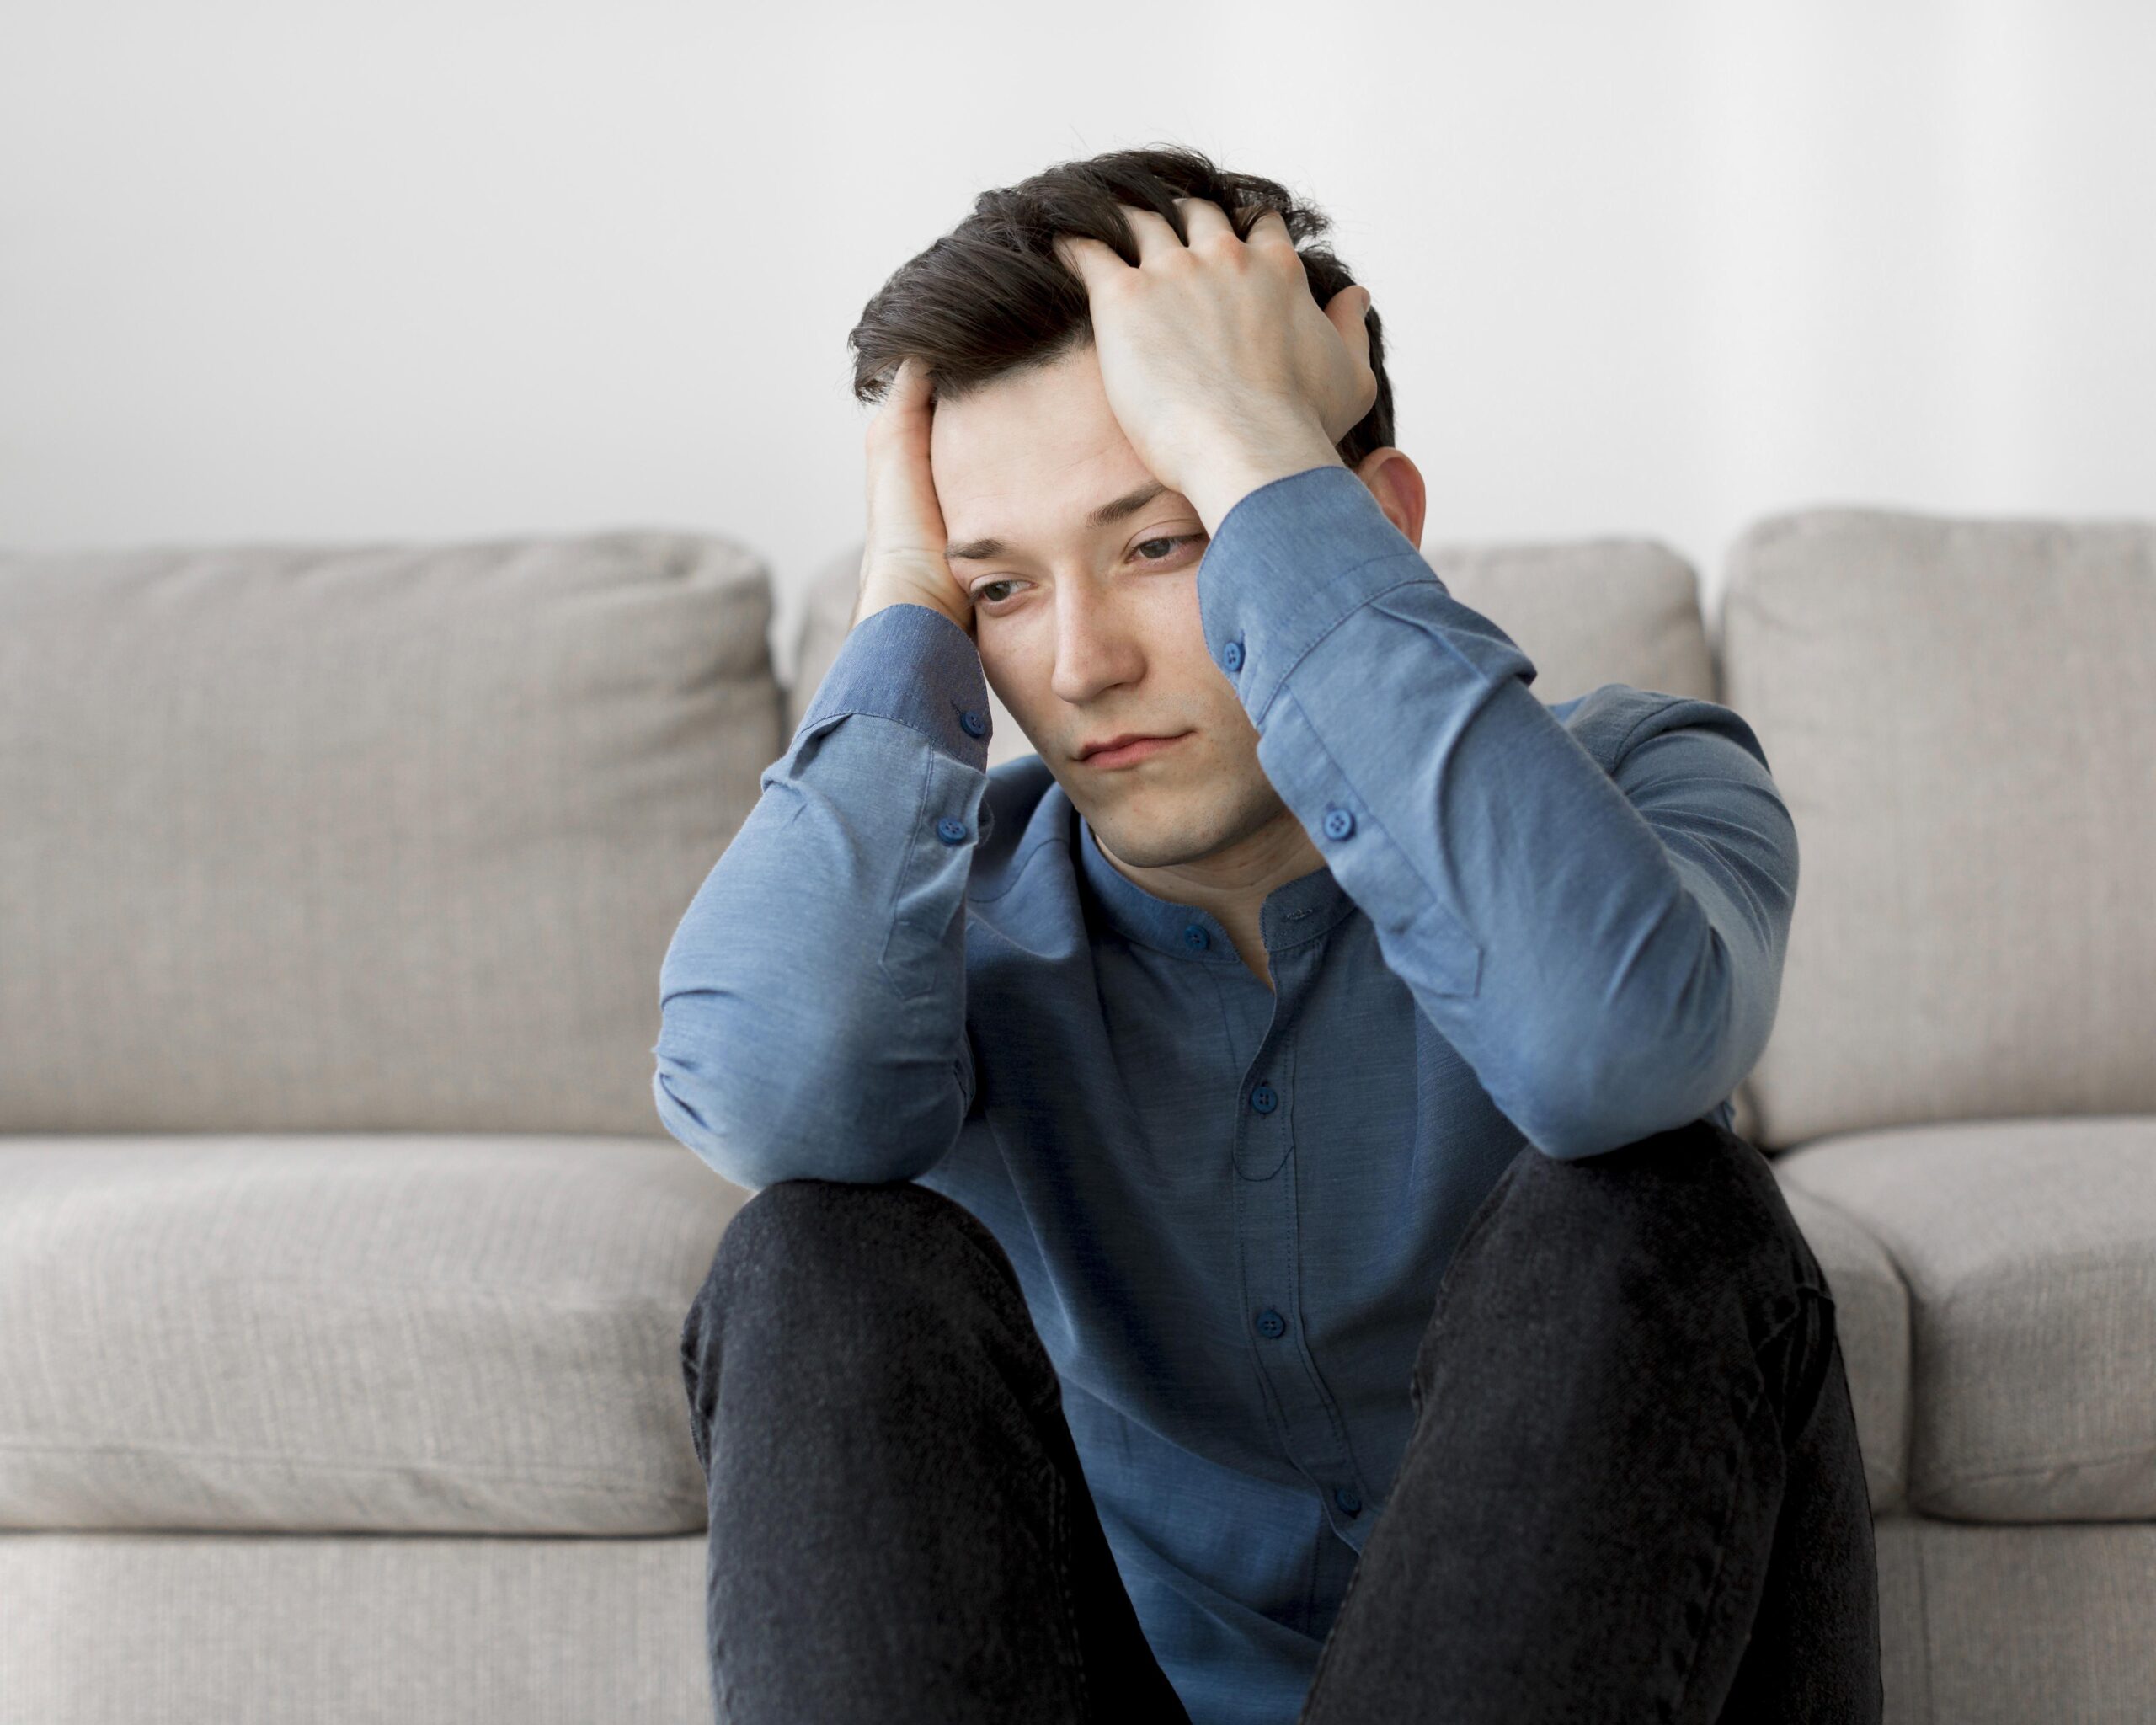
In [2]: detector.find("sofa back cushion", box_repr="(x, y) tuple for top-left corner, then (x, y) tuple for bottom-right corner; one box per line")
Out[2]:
(0, 531), (780, 1136)
(1719, 507), (2156, 1149)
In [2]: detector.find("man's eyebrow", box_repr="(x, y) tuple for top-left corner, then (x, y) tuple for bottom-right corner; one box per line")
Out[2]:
(945, 481), (1171, 562)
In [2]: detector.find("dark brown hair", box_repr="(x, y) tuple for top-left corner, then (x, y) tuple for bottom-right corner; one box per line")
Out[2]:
(847, 144), (1393, 473)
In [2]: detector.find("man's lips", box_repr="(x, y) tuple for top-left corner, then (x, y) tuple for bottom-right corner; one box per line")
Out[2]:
(1078, 733), (1190, 768)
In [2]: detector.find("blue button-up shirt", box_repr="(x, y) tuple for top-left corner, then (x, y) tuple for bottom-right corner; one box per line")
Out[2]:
(654, 463), (1798, 1725)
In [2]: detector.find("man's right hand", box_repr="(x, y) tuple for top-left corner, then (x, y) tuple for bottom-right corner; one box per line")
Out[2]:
(852, 356), (975, 636)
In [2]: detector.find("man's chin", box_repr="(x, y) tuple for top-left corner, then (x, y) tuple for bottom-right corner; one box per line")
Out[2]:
(1086, 811), (1220, 874)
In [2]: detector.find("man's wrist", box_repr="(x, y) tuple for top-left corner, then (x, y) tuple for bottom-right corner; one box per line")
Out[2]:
(853, 589), (974, 638)
(1181, 424), (1347, 535)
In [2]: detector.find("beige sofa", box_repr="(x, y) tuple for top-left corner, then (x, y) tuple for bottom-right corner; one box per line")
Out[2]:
(2, 505), (2150, 1723)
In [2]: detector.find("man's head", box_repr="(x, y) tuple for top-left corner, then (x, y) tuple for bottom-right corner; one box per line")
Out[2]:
(846, 145), (1425, 895)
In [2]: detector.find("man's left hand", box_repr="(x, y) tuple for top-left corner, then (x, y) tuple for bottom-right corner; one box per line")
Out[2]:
(1052, 198), (1377, 533)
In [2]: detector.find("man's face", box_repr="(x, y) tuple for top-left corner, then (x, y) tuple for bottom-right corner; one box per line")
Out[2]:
(928, 342), (1287, 871)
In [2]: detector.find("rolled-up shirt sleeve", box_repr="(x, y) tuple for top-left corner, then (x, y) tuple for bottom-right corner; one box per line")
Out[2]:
(1198, 464), (1798, 1159)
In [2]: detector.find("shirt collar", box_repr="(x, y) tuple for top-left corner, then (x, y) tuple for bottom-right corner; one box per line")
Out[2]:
(1073, 807), (1358, 962)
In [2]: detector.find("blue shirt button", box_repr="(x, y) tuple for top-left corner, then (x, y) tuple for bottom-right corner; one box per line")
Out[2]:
(1322, 804), (1356, 841)
(1256, 1308), (1286, 1338)
(959, 708), (987, 738)
(1182, 923), (1210, 950)
(1250, 1082), (1278, 1114)
(1221, 638), (1244, 672)
(935, 817), (968, 845)
(1334, 1486), (1362, 1515)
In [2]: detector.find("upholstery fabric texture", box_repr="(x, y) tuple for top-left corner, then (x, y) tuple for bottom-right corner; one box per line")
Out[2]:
(0, 531), (781, 1138)
(0, 1134), (744, 1533)
(1775, 1115), (2156, 1521)
(1718, 507), (2156, 1150)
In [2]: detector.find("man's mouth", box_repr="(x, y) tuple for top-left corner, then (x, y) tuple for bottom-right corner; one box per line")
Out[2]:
(1078, 733), (1190, 769)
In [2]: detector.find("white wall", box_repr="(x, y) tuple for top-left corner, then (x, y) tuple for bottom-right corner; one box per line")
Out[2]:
(3, 0), (2150, 686)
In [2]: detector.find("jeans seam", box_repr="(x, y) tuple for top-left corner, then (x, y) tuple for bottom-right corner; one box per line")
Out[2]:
(680, 1328), (712, 1478)
(1661, 1363), (1775, 1722)
(1662, 1285), (1833, 1717)
(1043, 1455), (1091, 1718)
(1299, 1519), (1369, 1715)
(1750, 1286), (1820, 1359)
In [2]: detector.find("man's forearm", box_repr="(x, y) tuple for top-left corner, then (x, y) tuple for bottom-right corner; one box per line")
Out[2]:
(652, 601), (988, 1188)
(1196, 465), (1798, 1158)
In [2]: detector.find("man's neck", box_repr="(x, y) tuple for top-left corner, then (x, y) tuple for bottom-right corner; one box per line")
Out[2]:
(1090, 817), (1323, 991)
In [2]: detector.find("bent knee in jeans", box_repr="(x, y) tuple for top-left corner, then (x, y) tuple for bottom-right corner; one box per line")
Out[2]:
(678, 1178), (1042, 1466)
(1424, 1119), (1836, 1407)
(1502, 1117), (1829, 1300)
(686, 1177), (1020, 1336)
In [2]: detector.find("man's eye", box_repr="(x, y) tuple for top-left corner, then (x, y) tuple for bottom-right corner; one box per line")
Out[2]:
(973, 535), (1207, 611)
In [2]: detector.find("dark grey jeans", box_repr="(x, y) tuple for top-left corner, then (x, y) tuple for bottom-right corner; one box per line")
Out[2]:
(678, 1117), (1883, 1722)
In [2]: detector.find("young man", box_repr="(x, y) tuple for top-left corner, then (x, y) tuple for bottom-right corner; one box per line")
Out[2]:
(659, 147), (1881, 1724)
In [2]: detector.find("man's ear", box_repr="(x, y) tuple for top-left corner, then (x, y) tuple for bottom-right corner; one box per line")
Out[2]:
(1353, 447), (1428, 551)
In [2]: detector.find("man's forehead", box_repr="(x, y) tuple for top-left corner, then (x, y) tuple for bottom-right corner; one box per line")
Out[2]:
(942, 478), (1176, 563)
(930, 349), (1176, 558)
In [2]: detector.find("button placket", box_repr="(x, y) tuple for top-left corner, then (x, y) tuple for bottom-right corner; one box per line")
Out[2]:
(1228, 983), (1371, 1541)
(1231, 1035), (1294, 1183)
(1239, 1112), (1368, 1536)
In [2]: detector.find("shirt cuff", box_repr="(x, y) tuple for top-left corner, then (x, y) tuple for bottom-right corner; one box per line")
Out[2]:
(1197, 464), (1534, 723)
(795, 601), (994, 772)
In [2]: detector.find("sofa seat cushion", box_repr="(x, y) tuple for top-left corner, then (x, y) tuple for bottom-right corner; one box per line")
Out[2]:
(0, 1135), (745, 1535)
(1770, 1178), (1911, 1513)
(1774, 1116), (2156, 1520)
